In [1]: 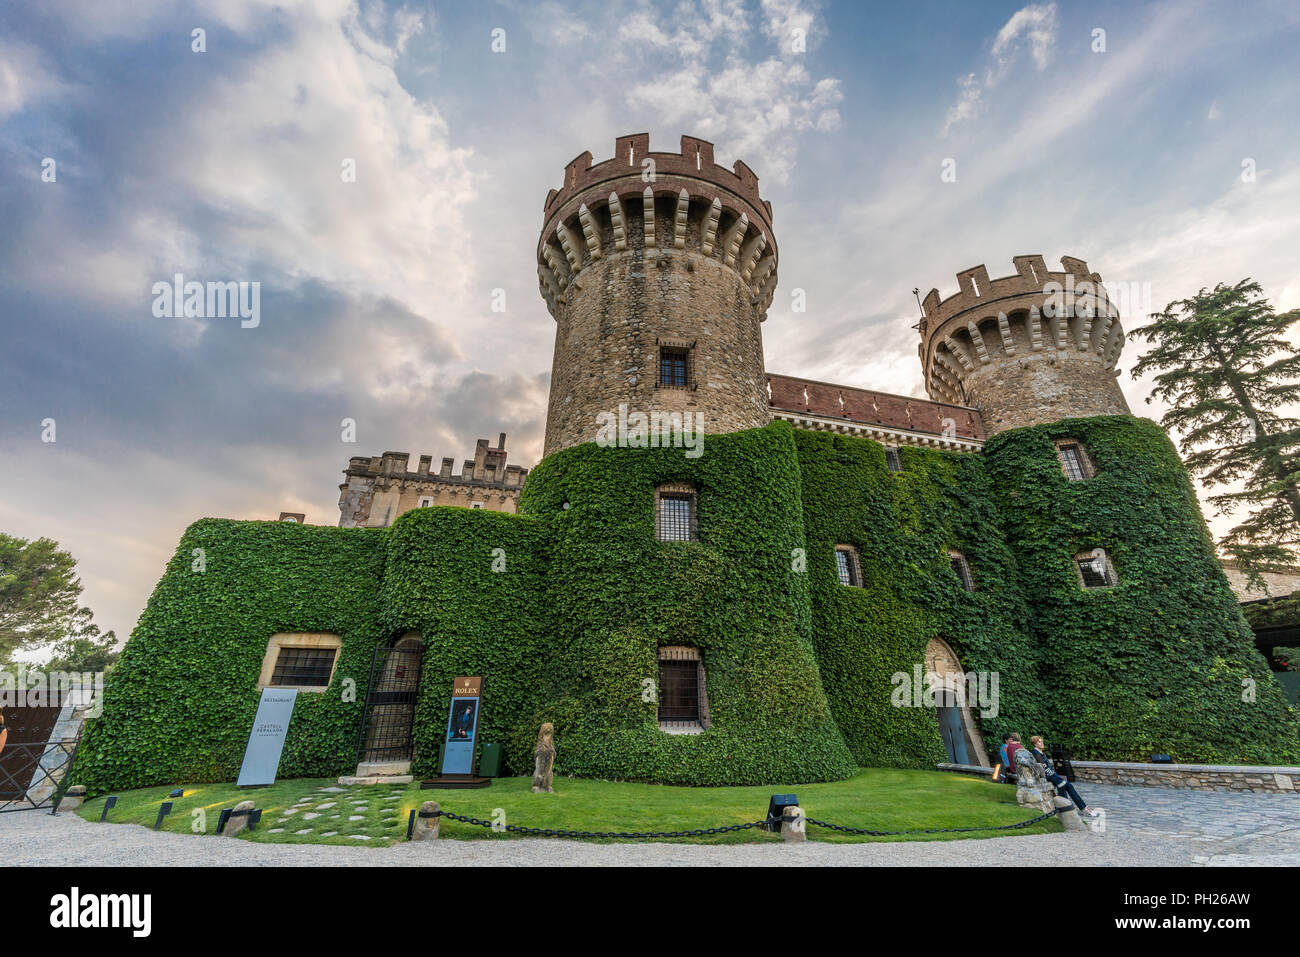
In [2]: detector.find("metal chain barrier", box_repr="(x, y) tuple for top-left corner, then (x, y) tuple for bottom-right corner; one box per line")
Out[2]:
(415, 805), (1060, 840)
(433, 809), (770, 840)
(803, 806), (1061, 837)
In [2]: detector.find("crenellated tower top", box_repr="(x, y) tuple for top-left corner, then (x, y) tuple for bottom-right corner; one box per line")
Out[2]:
(917, 255), (1130, 434)
(536, 133), (779, 322)
(537, 133), (778, 456)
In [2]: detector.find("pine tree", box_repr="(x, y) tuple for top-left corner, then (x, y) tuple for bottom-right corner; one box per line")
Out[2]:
(1131, 279), (1300, 584)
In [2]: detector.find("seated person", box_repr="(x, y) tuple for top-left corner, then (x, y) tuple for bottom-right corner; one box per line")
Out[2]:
(1030, 735), (1098, 817)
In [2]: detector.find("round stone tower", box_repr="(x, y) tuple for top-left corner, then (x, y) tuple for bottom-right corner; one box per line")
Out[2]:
(537, 133), (778, 456)
(918, 255), (1130, 435)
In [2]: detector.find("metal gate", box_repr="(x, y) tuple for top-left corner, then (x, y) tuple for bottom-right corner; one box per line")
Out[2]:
(1, 720), (83, 814)
(356, 639), (424, 763)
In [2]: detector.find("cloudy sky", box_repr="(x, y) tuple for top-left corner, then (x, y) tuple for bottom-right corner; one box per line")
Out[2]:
(3, 0), (1299, 645)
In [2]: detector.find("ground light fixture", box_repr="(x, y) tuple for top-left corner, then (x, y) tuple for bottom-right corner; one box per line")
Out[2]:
(98, 796), (118, 822)
(766, 793), (799, 832)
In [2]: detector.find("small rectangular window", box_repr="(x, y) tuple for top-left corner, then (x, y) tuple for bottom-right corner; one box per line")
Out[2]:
(657, 491), (695, 541)
(418, 497), (434, 508)
(659, 346), (690, 388)
(1057, 442), (1090, 481)
(836, 546), (861, 587)
(885, 447), (902, 472)
(270, 646), (337, 687)
(949, 552), (974, 591)
(1076, 550), (1116, 588)
(657, 659), (700, 722)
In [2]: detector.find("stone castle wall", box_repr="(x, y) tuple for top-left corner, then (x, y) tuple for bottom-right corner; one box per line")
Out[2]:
(338, 435), (526, 527)
(919, 255), (1130, 434)
(538, 134), (778, 456)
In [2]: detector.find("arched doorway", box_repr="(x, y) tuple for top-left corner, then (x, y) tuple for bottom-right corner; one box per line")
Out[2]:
(357, 632), (424, 765)
(924, 637), (989, 767)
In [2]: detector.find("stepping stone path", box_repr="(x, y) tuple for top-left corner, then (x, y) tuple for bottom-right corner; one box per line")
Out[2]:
(349, 815), (365, 821)
(321, 831), (338, 837)
(350, 835), (371, 841)
(267, 828), (285, 834)
(295, 828), (312, 835)
(316, 802), (337, 810)
(303, 813), (320, 820)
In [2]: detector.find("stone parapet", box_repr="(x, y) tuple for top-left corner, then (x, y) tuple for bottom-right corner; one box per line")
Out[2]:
(1070, 760), (1300, 794)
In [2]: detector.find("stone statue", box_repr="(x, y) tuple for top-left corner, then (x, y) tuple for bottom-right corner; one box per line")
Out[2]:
(532, 722), (556, 793)
(1014, 747), (1053, 811)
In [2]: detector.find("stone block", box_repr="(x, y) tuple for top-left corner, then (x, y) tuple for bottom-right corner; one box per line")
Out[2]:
(223, 800), (256, 838)
(411, 801), (441, 841)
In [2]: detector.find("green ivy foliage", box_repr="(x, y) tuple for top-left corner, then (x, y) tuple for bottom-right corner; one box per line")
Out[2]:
(73, 416), (1298, 794)
(73, 519), (388, 792)
(381, 506), (555, 779)
(984, 416), (1300, 764)
(792, 429), (1049, 769)
(510, 422), (859, 784)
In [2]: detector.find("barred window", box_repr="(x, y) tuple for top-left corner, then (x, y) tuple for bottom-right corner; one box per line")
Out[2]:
(836, 545), (861, 587)
(659, 346), (690, 388)
(1056, 441), (1092, 481)
(1075, 549), (1117, 588)
(658, 659), (699, 722)
(656, 489), (696, 541)
(885, 447), (902, 472)
(949, 551), (975, 591)
(270, 646), (337, 687)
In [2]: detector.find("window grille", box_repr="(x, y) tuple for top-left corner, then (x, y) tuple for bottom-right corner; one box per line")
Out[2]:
(1076, 550), (1116, 588)
(657, 492), (695, 541)
(270, 647), (337, 687)
(885, 447), (902, 472)
(659, 346), (690, 388)
(836, 546), (861, 587)
(657, 659), (700, 722)
(1057, 443), (1090, 481)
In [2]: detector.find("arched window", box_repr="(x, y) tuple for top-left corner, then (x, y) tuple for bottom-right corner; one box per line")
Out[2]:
(948, 550), (974, 591)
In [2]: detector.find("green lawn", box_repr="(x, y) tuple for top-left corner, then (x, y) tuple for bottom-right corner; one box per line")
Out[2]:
(74, 769), (1059, 846)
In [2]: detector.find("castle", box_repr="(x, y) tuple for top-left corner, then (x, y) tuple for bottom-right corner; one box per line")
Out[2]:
(73, 134), (1298, 793)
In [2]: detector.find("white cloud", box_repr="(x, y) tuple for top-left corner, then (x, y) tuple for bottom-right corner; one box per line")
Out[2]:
(944, 2), (1058, 134)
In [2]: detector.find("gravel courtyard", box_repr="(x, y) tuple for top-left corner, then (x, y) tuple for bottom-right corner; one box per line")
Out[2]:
(4, 783), (1297, 866)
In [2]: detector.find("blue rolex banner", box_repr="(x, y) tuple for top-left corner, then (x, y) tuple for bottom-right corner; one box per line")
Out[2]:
(441, 676), (482, 775)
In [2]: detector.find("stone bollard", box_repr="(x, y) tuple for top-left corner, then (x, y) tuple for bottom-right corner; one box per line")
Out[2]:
(411, 801), (441, 841)
(58, 785), (87, 813)
(781, 805), (806, 843)
(223, 800), (256, 837)
(1053, 795), (1084, 831)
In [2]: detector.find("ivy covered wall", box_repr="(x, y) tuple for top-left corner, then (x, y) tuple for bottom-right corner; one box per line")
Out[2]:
(984, 416), (1299, 764)
(73, 416), (1299, 793)
(74, 519), (388, 793)
(792, 429), (1048, 769)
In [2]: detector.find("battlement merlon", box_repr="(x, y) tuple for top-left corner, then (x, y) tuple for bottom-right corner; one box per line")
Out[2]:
(918, 255), (1126, 396)
(539, 132), (776, 259)
(341, 435), (526, 487)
